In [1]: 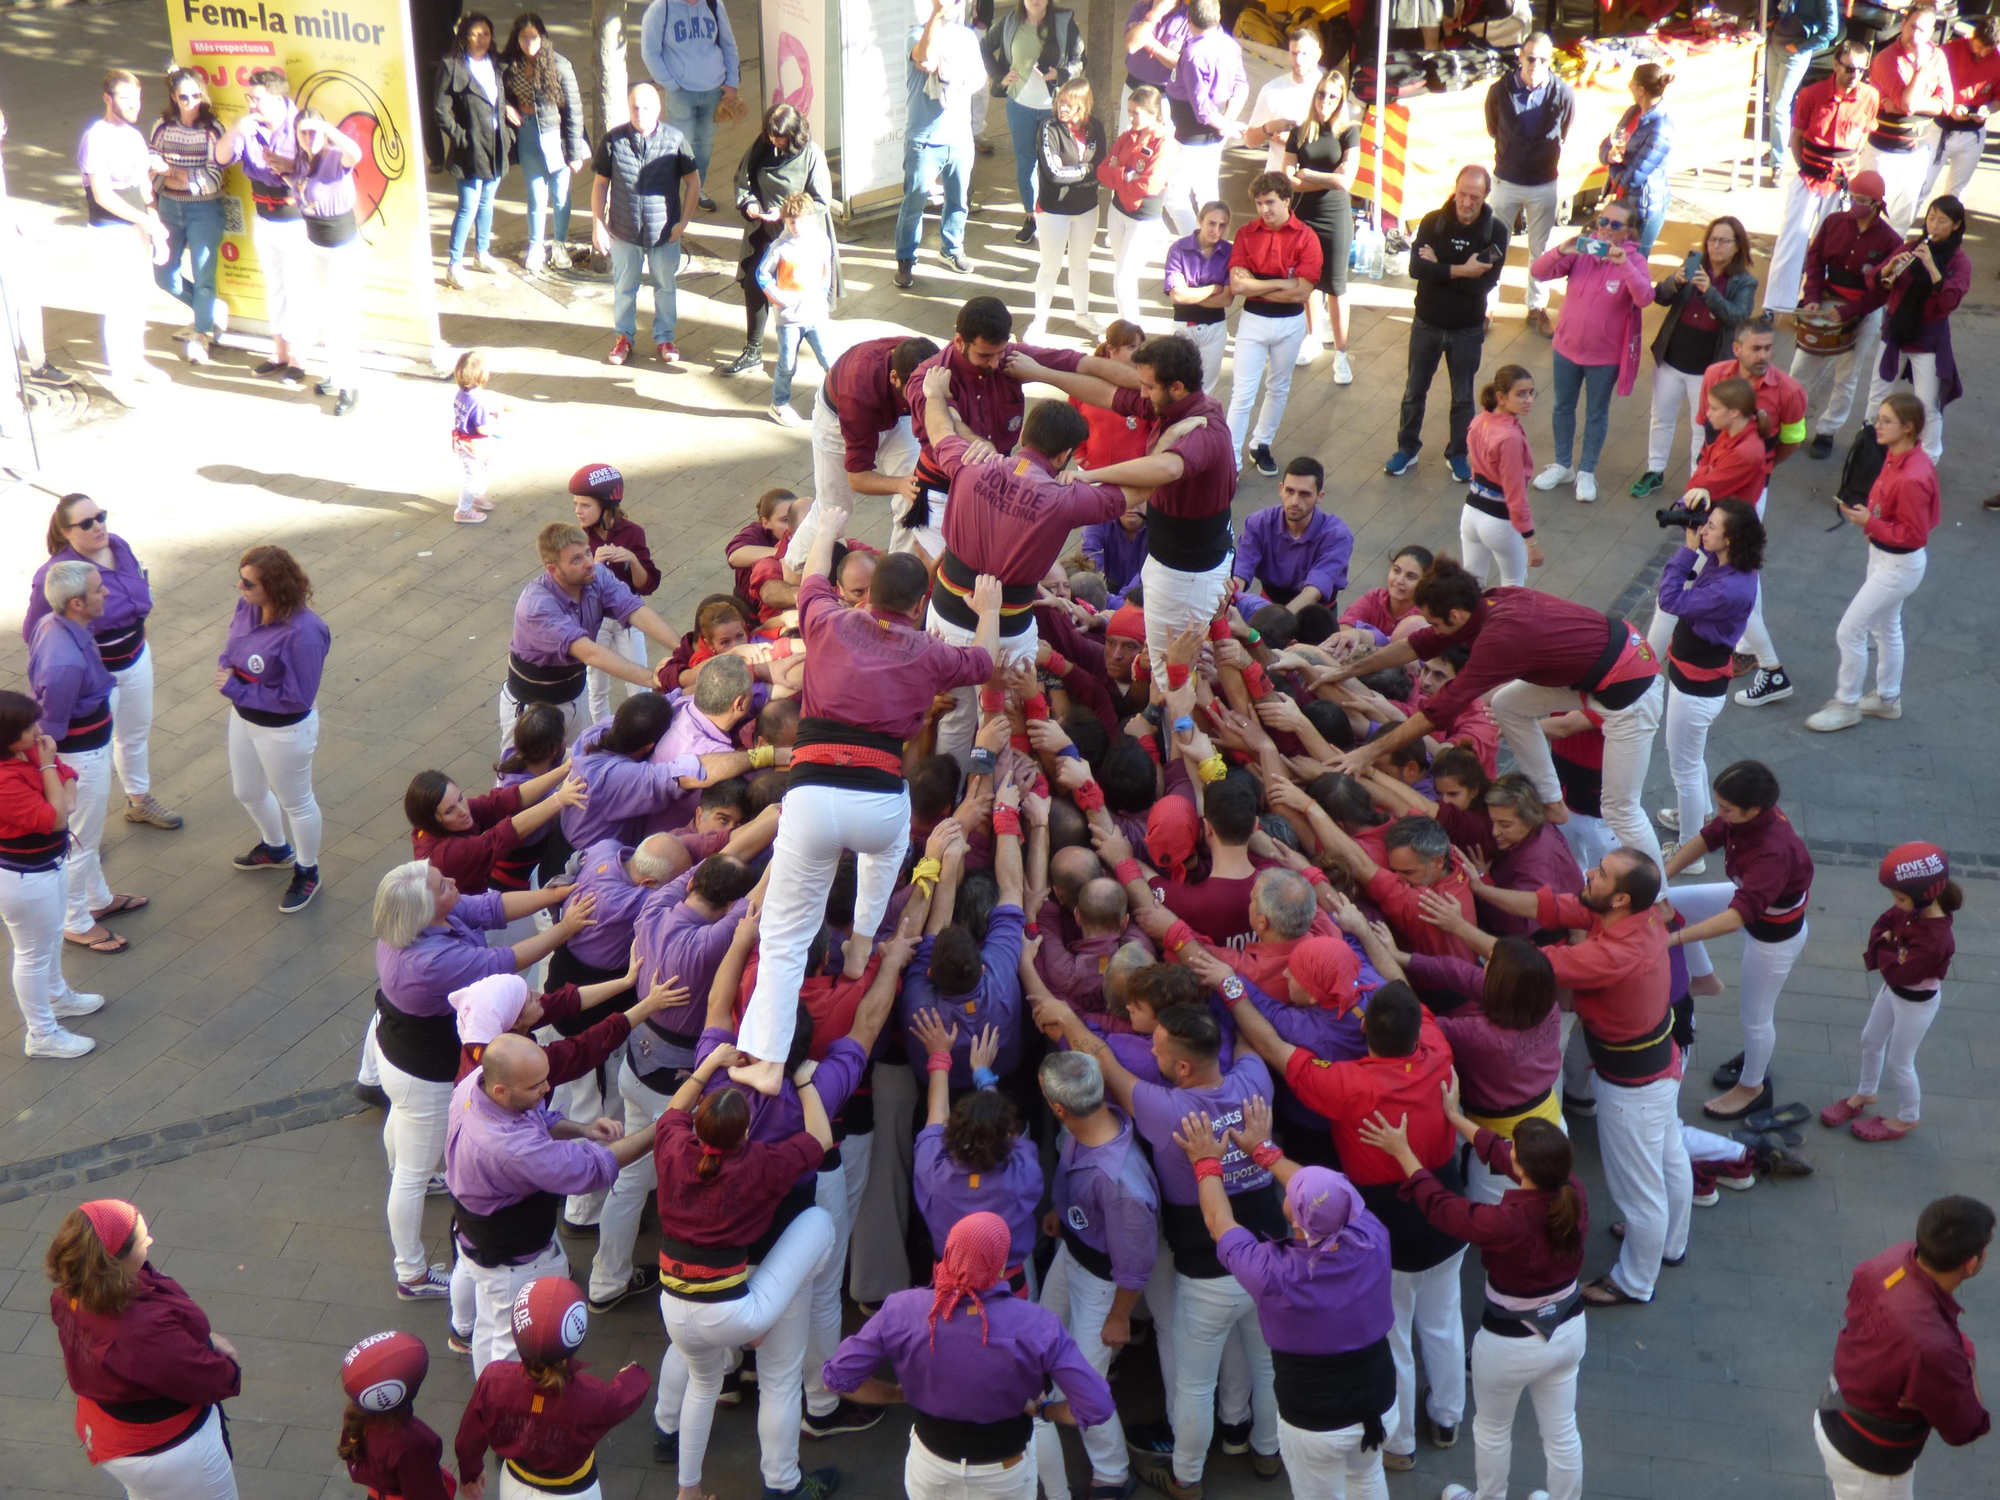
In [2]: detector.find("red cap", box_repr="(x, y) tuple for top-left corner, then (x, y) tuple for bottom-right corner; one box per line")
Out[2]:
(78, 1199), (138, 1254)
(342, 1330), (429, 1411)
(568, 464), (624, 502)
(1879, 841), (1950, 904)
(512, 1276), (589, 1364)
(1847, 169), (1887, 203)
(1106, 602), (1147, 643)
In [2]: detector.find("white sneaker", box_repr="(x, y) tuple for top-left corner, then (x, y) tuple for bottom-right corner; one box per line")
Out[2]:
(212, 301), (229, 335)
(1295, 337), (1323, 366)
(1332, 350), (1353, 385)
(1441, 1487), (1475, 1500)
(524, 243), (548, 275)
(51, 992), (105, 1019)
(1656, 807), (1681, 833)
(1860, 693), (1903, 719)
(1806, 699), (1863, 732)
(25, 1025), (94, 1059)
(769, 403), (804, 428)
(1575, 471), (1598, 503)
(1022, 321), (1050, 345)
(1533, 463), (1574, 491)
(183, 337), (210, 365)
(1664, 840), (1706, 876)
(475, 252), (507, 275)
(444, 265), (471, 290)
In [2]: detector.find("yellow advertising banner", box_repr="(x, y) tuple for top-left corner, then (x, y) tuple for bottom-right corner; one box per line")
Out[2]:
(165, 0), (440, 358)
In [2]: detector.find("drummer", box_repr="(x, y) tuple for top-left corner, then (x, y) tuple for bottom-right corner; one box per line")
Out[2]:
(1786, 169), (1905, 462)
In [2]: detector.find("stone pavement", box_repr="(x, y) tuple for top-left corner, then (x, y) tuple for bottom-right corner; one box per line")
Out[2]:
(0, 0), (1997, 1494)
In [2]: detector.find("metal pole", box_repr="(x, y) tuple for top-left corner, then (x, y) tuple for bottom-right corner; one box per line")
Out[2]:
(0, 268), (41, 475)
(1373, 0), (1388, 232)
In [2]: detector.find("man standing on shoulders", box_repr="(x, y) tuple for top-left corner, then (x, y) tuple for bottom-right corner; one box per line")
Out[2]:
(1162, 201), (1235, 393)
(592, 83), (699, 368)
(1230, 457), (1351, 611)
(1485, 34), (1572, 339)
(639, 0), (739, 208)
(1766, 0), (1840, 175)
(1861, 4), (1951, 233)
(1162, 0), (1247, 238)
(894, 0), (986, 288)
(1817, 1195), (1991, 1494)
(1764, 41), (1878, 317)
(1787, 170), (1902, 458)
(1386, 164), (1508, 480)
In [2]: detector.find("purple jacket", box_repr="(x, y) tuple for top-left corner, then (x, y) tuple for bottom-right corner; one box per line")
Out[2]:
(561, 723), (701, 849)
(1231, 505), (1354, 604)
(632, 877), (748, 1036)
(24, 536), (152, 642)
(1054, 1114), (1159, 1289)
(914, 1121), (1044, 1267)
(643, 698), (736, 835)
(510, 566), (643, 667)
(898, 905), (1026, 1087)
(218, 599), (331, 717)
(377, 890), (515, 1017)
(1168, 26), (1245, 139)
(1658, 546), (1759, 647)
(28, 615), (112, 742)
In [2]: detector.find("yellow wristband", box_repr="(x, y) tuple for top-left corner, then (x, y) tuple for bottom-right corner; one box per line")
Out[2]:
(748, 745), (776, 770)
(910, 856), (944, 896)
(1198, 753), (1228, 784)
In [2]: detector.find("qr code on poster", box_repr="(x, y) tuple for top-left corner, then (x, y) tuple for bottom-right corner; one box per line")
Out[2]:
(222, 196), (244, 234)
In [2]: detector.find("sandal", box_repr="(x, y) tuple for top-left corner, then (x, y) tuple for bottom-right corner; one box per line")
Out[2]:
(1851, 1116), (1917, 1142)
(64, 928), (128, 954)
(1746, 1102), (1812, 1132)
(1819, 1098), (1868, 1128)
(1580, 1274), (1649, 1306)
(92, 893), (149, 917)
(1607, 1224), (1686, 1263)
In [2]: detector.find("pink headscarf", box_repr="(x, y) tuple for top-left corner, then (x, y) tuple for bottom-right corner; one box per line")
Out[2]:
(928, 1211), (1012, 1351)
(450, 974), (531, 1047)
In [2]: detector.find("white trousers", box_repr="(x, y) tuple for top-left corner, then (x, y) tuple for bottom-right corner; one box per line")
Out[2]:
(307, 238), (361, 389)
(907, 1431), (1037, 1500)
(1489, 676), (1665, 872)
(108, 643), (155, 797)
(1857, 980), (1941, 1122)
(458, 449), (490, 515)
(1035, 1244), (1130, 1492)
(1814, 1413), (1916, 1499)
(1662, 683), (1725, 847)
(497, 688), (584, 761)
(811, 386), (919, 517)
(1, 862), (81, 1040)
(1226, 309), (1307, 458)
(1863, 350), (1944, 462)
(1764, 172), (1843, 314)
(1859, 138), (1936, 235)
(100, 1403), (238, 1500)
(1142, 1242), (1252, 1426)
(1468, 1314), (1586, 1500)
(740, 782), (909, 1067)
(252, 212), (314, 349)
(804, 1149), (869, 1416)
(927, 608), (1034, 768)
(378, 1053), (453, 1283)
(1735, 488), (1779, 671)
(656, 1207), (834, 1490)
(1924, 124), (1984, 202)
(91, 225), (151, 381)
(551, 1060), (608, 1226)
(1170, 1270), (1278, 1484)
(587, 1057), (674, 1302)
(1140, 554), (1233, 687)
(498, 1473), (600, 1500)
(1488, 179), (1559, 311)
(62, 745), (113, 935)
(1833, 545), (1926, 704)
(1386, 1248), (1467, 1457)
(1164, 140), (1224, 238)
(1033, 207), (1098, 328)
(1673, 883), (1807, 1088)
(1277, 1414), (1391, 1500)
(468, 1237), (568, 1377)
(357, 1010), (381, 1086)
(1792, 308), (1885, 438)
(1181, 318), (1228, 393)
(1458, 506), (1529, 588)
(1595, 1076), (1691, 1301)
(851, 1060), (918, 1303)
(1646, 363), (1706, 475)
(227, 709), (321, 865)
(1555, 814), (1617, 879)
(585, 617), (650, 726)
(1107, 209), (1165, 327)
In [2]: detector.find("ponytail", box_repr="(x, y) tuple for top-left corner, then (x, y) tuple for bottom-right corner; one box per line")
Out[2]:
(692, 1087), (750, 1179)
(1478, 364), (1532, 413)
(336, 1400), (408, 1465)
(1511, 1118), (1581, 1258)
(522, 1356), (572, 1394)
(1545, 1183), (1584, 1259)
(1938, 880), (1964, 914)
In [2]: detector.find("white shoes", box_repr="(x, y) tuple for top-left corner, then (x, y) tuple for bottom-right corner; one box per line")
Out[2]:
(1860, 693), (1902, 719)
(444, 265), (471, 290)
(1295, 336), (1323, 366)
(183, 337), (210, 365)
(1533, 463), (1574, 491)
(26, 1025), (95, 1059)
(1664, 839), (1706, 876)
(1806, 699), (1864, 732)
(51, 992), (105, 1019)
(1574, 471), (1598, 502)
(1022, 321), (1050, 344)
(1332, 350), (1353, 385)
(1656, 807), (1681, 833)
(475, 251), (507, 275)
(769, 403), (804, 428)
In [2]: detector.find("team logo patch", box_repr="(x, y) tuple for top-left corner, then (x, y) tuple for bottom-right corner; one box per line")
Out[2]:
(560, 1299), (589, 1350)
(1008, 415), (1022, 432)
(246, 654), (266, 673)
(1066, 1205), (1090, 1232)
(354, 1378), (408, 1412)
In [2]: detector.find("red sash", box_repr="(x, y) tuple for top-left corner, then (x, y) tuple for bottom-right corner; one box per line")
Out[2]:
(75, 1395), (202, 1465)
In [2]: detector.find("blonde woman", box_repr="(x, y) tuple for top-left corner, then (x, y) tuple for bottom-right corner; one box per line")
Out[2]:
(1283, 69), (1360, 382)
(1025, 77), (1105, 342)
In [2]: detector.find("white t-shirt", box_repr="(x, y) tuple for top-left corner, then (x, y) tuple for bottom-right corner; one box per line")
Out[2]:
(1249, 70), (1323, 171)
(468, 54), (499, 103)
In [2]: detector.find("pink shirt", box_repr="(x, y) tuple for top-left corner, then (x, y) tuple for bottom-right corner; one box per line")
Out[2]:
(1530, 243), (1653, 392)
(1467, 409), (1535, 533)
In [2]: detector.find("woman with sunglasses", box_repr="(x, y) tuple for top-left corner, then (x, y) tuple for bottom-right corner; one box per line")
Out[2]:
(1600, 63), (1674, 253)
(148, 68), (228, 364)
(1283, 69), (1359, 385)
(217, 545), (331, 915)
(24, 496), (180, 835)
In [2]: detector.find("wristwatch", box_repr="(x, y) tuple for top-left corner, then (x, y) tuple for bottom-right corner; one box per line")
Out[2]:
(1220, 975), (1245, 1003)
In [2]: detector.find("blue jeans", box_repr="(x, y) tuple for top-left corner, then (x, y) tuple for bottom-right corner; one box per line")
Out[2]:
(1550, 350), (1617, 472)
(665, 85), (722, 181)
(609, 234), (681, 342)
(894, 138), (970, 261)
(1766, 42), (1817, 163)
(772, 322), (828, 406)
(1635, 199), (1667, 256)
(153, 195), (224, 335)
(449, 175), (500, 263)
(1006, 98), (1051, 214)
(518, 127), (573, 247)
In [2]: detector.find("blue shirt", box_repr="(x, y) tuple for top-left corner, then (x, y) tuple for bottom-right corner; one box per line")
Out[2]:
(640, 0), (740, 93)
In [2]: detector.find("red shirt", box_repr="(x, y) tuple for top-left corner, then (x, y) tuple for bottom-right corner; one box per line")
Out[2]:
(1226, 214), (1323, 311)
(1864, 447), (1941, 552)
(1097, 123), (1176, 216)
(0, 754), (74, 847)
(1942, 36), (2000, 117)
(346, 1416), (454, 1500)
(1827, 1242), (1989, 1451)
(748, 555), (789, 622)
(1686, 421), (1767, 502)
(1533, 889), (1670, 1048)
(1074, 394), (1154, 468)
(1865, 907), (1954, 989)
(412, 784), (523, 896)
(1791, 77), (1880, 154)
(1415, 685), (1500, 776)
(828, 335), (914, 474)
(937, 437), (1128, 584)
(454, 1361), (649, 1482)
(1409, 588), (1657, 734)
(1699, 360), (1808, 478)
(1339, 586), (1418, 636)
(796, 574), (992, 737)
(1467, 409), (1535, 533)
(1695, 806), (1814, 937)
(1870, 39), (1953, 120)
(653, 1109), (823, 1249)
(1365, 864), (1478, 962)
(1282, 1009), (1456, 1185)
(1404, 1129), (1587, 1296)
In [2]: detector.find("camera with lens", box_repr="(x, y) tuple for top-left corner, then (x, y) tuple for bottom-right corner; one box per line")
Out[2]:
(1655, 497), (1710, 531)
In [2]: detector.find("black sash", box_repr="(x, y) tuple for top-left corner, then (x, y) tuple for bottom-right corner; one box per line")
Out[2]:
(507, 651), (587, 706)
(1146, 506), (1232, 573)
(96, 620), (145, 673)
(1582, 1010), (1676, 1087)
(1270, 1339), (1394, 1438)
(934, 550), (1037, 635)
(1481, 1281), (1584, 1338)
(1569, 613), (1638, 698)
(913, 1410), (1034, 1465)
(451, 1189), (560, 1268)
(304, 209), (357, 247)
(374, 991), (463, 1083)
(1359, 1154), (1469, 1272)
(0, 822), (67, 873)
(790, 717), (907, 794)
(1667, 618), (1734, 697)
(1161, 1180), (1287, 1279)
(1817, 1399), (1931, 1476)
(57, 701), (112, 755)
(1174, 305), (1226, 325)
(1061, 1223), (1117, 1282)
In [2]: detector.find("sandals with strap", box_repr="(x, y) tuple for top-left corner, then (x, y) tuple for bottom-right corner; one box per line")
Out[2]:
(1580, 1274), (1650, 1306)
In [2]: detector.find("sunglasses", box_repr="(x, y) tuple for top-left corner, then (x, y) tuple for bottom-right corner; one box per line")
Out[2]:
(68, 510), (108, 528)
(238, 575), (262, 591)
(176, 91), (204, 101)
(1595, 215), (1626, 229)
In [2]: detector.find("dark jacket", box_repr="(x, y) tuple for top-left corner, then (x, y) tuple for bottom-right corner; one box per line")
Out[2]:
(1649, 264), (1759, 367)
(1035, 115), (1105, 216)
(504, 47), (589, 166)
(733, 134), (843, 298)
(433, 52), (515, 180)
(1409, 196), (1508, 330)
(1772, 0), (1840, 53)
(981, 4), (1086, 97)
(593, 121), (697, 248)
(1485, 72), (1574, 186)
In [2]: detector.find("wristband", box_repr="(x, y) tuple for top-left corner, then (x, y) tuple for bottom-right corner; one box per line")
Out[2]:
(1301, 864), (1328, 886)
(1023, 693), (1050, 721)
(1172, 715), (1195, 736)
(911, 856), (943, 897)
(1192, 1157), (1225, 1181)
(1032, 774), (1050, 799)
(968, 747), (998, 777)
(1245, 628), (1261, 644)
(1072, 779), (1106, 811)
(1249, 1141), (1283, 1169)
(1166, 663), (1191, 690)
(979, 688), (1007, 714)
(1024, 920), (1039, 936)
(992, 807), (1022, 837)
(1045, 651), (1071, 676)
(972, 1066), (1000, 1091)
(1197, 753), (1228, 784)
(1142, 702), (1164, 725)
(747, 745), (776, 770)
(1208, 617), (1232, 642)
(1113, 857), (1143, 885)
(1242, 662), (1274, 700)
(1056, 744), (1082, 761)
(1137, 732), (1162, 764)
(1010, 733), (1033, 753)
(768, 638), (797, 659)
(927, 1050), (954, 1074)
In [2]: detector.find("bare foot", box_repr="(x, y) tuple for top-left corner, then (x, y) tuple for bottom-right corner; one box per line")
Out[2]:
(842, 930), (873, 981)
(1704, 1082), (1767, 1117)
(1688, 973), (1725, 997)
(728, 1057), (785, 1097)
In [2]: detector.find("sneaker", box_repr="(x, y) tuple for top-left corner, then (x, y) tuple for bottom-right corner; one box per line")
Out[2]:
(765, 1465), (839, 1500)
(354, 1082), (390, 1110)
(314, 378), (337, 397)
(653, 1424), (677, 1463)
(656, 341), (679, 364)
(1379, 1450), (1415, 1471)
(279, 865), (320, 914)
(770, 403), (804, 428)
(1691, 1186), (1721, 1207)
(444, 265), (471, 290)
(1218, 1418), (1250, 1455)
(724, 345), (764, 376)
(213, 302), (229, 335)
(586, 1266), (656, 1314)
(1806, 698), (1863, 732)
(1124, 1418), (1176, 1456)
(1860, 693), (1902, 719)
(1630, 470), (1665, 498)
(184, 337), (210, 365)
(1420, 1385), (1457, 1448)
(1574, 471), (1598, 503)
(1561, 1090), (1596, 1118)
(718, 1368), (744, 1406)
(425, 1173), (449, 1197)
(447, 1325), (472, 1355)
(1251, 1451), (1282, 1479)
(395, 1265), (451, 1300)
(278, 365), (307, 388)
(941, 251), (972, 274)
(1809, 432), (1834, 460)
(124, 794), (184, 830)
(1717, 1170), (1758, 1192)
(1442, 1488), (1476, 1500)
(25, 1025), (94, 1059)
(1014, 217), (1037, 244)
(1332, 350), (1353, 385)
(454, 509), (488, 524)
(1295, 336), (1322, 366)
(559, 1216), (600, 1239)
(1532, 463), (1574, 491)
(333, 389), (359, 417)
(740, 1348), (758, 1384)
(1130, 1452), (1202, 1499)
(1447, 454), (1470, 483)
(1384, 450), (1417, 477)
(254, 359), (288, 376)
(801, 1399), (884, 1438)
(234, 841), (295, 871)
(1663, 840), (1706, 876)
(1250, 444), (1278, 477)
(475, 252), (507, 275)
(698, 193), (719, 213)
(1526, 308), (1553, 338)
(894, 260), (915, 289)
(26, 361), (74, 387)
(607, 335), (633, 365)
(1656, 807), (1681, 832)
(1734, 667), (1793, 708)
(1731, 651), (1759, 678)
(50, 992), (105, 1019)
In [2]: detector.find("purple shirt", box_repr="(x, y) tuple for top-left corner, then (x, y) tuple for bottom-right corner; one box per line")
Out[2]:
(563, 840), (655, 970)
(28, 615), (112, 741)
(914, 1121), (1043, 1267)
(898, 905), (1026, 1087)
(24, 536), (151, 642)
(822, 1288), (1115, 1428)
(1054, 1115), (1159, 1289)
(377, 890), (514, 1016)
(1163, 232), (1233, 300)
(1079, 519), (1148, 598)
(1124, 0), (1189, 89)
(1128, 1053), (1274, 1207)
(1217, 1192), (1393, 1355)
(234, 102), (299, 191)
(1485, 823), (1585, 940)
(643, 698), (735, 833)
(1231, 977), (1366, 1129)
(509, 566), (643, 667)
(1658, 546), (1760, 648)
(560, 723), (701, 849)
(292, 140), (356, 219)
(633, 878), (748, 1036)
(1230, 505), (1354, 603)
(444, 1070), (618, 1217)
(693, 1028), (870, 1190)
(217, 599), (331, 717)
(1168, 26), (1246, 136)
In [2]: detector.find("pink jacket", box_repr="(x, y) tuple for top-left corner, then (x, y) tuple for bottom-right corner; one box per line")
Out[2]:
(1531, 242), (1653, 395)
(1467, 409), (1535, 534)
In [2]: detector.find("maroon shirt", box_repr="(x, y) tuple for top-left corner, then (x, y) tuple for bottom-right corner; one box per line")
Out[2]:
(797, 573), (991, 737)
(654, 1110), (823, 1247)
(455, 1361), (650, 1481)
(51, 1266), (242, 1409)
(588, 516), (657, 596)
(346, 1415), (453, 1500)
(412, 785), (524, 896)
(909, 341), (1086, 476)
(1695, 806), (1813, 937)
(1111, 386), (1237, 572)
(1486, 823), (1585, 940)
(1865, 907), (1954, 990)
(938, 438), (1128, 584)
(1410, 588), (1655, 734)
(1826, 1241), (1989, 1457)
(1402, 1129), (1586, 1297)
(829, 336), (917, 474)
(1151, 871), (1258, 949)
(726, 522), (780, 606)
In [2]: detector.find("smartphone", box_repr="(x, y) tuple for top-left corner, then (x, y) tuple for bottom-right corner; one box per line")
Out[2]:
(1682, 249), (1703, 280)
(1578, 236), (1611, 258)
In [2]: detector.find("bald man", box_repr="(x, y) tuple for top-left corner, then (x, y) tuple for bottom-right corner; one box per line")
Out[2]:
(836, 549), (877, 607)
(445, 1034), (658, 1374)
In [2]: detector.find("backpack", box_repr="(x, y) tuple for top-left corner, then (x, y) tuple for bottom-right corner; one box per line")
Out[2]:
(1837, 424), (1886, 509)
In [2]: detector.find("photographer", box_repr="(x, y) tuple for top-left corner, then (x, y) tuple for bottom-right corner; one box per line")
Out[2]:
(1647, 378), (1766, 663)
(1632, 216), (1758, 499)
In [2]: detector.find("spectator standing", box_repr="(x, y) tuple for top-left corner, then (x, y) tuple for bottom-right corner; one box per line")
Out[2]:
(1283, 70), (1359, 385)
(450, 350), (501, 524)
(1859, 194), (1967, 464)
(1025, 77), (1105, 342)
(1161, 199), (1232, 389)
(1764, 40), (1877, 317)
(591, 83), (699, 368)
(757, 192), (835, 427)
(1162, 0), (1246, 237)
(1244, 27), (1323, 174)
(1388, 166), (1506, 481)
(1461, 366), (1542, 587)
(1485, 34), (1573, 339)
(1528, 200), (1651, 504)
(78, 70), (165, 405)
(1632, 216), (1758, 497)
(1225, 172), (1321, 477)
(0, 692), (97, 1057)
(500, 13), (590, 275)
(894, 0), (987, 286)
(1786, 170), (1902, 460)
(148, 68), (227, 365)
(1765, 0), (1839, 171)
(1924, 19), (2000, 201)
(727, 103), (836, 378)
(1599, 64), (1674, 254)
(983, 0), (1085, 245)
(639, 0), (740, 204)
(1861, 4), (1951, 232)
(1097, 86), (1176, 326)
(290, 109), (365, 417)
(217, 69), (312, 385)
(433, 12), (513, 290)
(1122, 0), (1188, 118)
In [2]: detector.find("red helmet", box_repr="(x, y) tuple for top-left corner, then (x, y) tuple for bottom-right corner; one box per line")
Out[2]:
(569, 464), (624, 503)
(1879, 841), (1950, 905)
(512, 1276), (589, 1364)
(342, 1330), (428, 1411)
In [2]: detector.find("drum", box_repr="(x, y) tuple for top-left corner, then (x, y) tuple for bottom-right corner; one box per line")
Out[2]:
(1794, 307), (1860, 356)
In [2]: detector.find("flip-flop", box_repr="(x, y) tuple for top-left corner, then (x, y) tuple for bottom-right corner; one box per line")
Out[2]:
(1580, 1274), (1649, 1306)
(1746, 1102), (1811, 1132)
(92, 893), (149, 916)
(64, 929), (128, 954)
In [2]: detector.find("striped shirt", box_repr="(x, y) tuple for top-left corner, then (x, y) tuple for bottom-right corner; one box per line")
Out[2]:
(149, 117), (224, 199)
